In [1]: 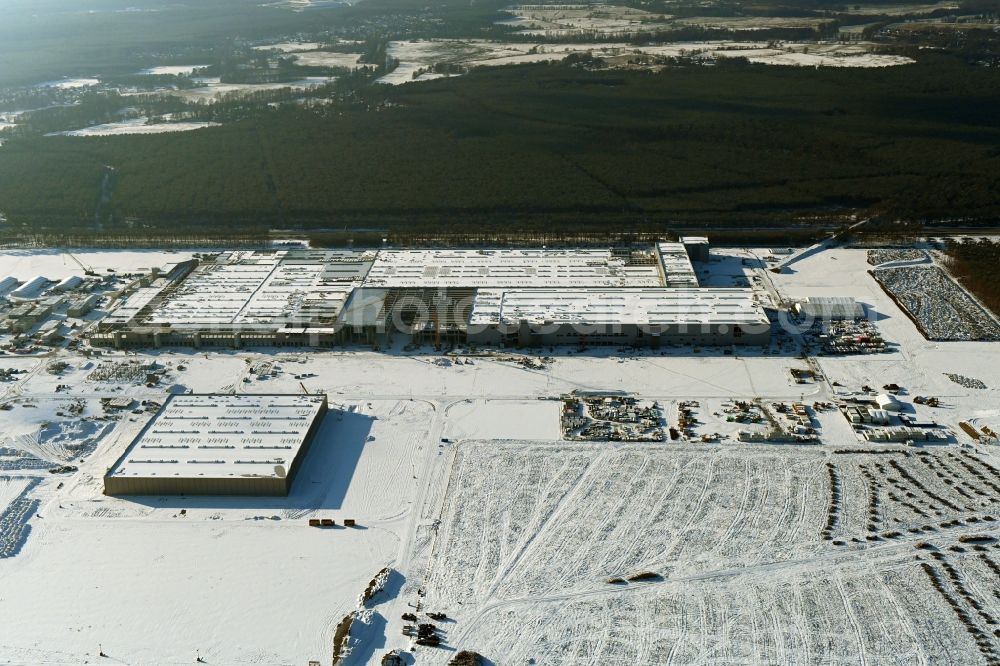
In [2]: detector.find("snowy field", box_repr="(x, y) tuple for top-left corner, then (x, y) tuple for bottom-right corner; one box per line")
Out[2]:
(675, 16), (834, 30)
(32, 77), (100, 90)
(498, 5), (841, 37)
(261, 0), (353, 9)
(379, 39), (913, 83)
(138, 65), (210, 76)
(0, 477), (34, 518)
(499, 4), (675, 37)
(253, 41), (326, 53)
(413, 442), (1000, 664)
(293, 51), (368, 68)
(442, 399), (561, 441)
(171, 76), (338, 102)
(0, 245), (998, 663)
(0, 249), (196, 280)
(47, 118), (220, 137)
(834, 1), (959, 15)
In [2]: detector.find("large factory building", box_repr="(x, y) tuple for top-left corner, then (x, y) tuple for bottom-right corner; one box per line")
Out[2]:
(467, 288), (770, 347)
(91, 239), (773, 350)
(103, 393), (329, 496)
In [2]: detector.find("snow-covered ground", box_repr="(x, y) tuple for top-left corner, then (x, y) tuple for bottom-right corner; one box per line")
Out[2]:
(378, 39), (913, 84)
(253, 42), (326, 53)
(0, 476), (33, 515)
(674, 16), (834, 31)
(171, 76), (338, 102)
(830, 1), (959, 15)
(32, 77), (100, 90)
(442, 399), (561, 441)
(499, 4), (675, 37)
(0, 245), (998, 663)
(261, 0), (352, 9)
(414, 441), (1000, 664)
(47, 118), (220, 137)
(138, 65), (210, 76)
(293, 51), (368, 68)
(0, 249), (196, 281)
(497, 5), (842, 37)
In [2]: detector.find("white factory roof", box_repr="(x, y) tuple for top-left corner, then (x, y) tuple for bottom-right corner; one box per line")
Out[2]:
(71, 293), (100, 308)
(54, 275), (84, 292)
(656, 243), (699, 287)
(106, 394), (327, 481)
(362, 249), (664, 288)
(104, 287), (164, 325)
(795, 296), (865, 320)
(876, 393), (902, 411)
(8, 275), (49, 300)
(469, 288), (768, 327)
(139, 251), (364, 328)
(0, 276), (19, 295)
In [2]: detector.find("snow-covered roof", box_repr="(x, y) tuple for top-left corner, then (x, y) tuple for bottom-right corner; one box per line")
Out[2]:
(0, 276), (19, 295)
(656, 243), (699, 287)
(135, 251), (369, 329)
(795, 296), (866, 320)
(469, 288), (769, 327)
(876, 393), (902, 410)
(8, 275), (49, 300)
(362, 248), (663, 288)
(54, 275), (84, 291)
(106, 394), (327, 481)
(104, 287), (163, 325)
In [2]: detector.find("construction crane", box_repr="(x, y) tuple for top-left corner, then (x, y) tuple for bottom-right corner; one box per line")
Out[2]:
(65, 252), (97, 277)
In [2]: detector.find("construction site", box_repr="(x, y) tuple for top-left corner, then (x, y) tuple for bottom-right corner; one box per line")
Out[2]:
(0, 241), (998, 665)
(560, 393), (665, 441)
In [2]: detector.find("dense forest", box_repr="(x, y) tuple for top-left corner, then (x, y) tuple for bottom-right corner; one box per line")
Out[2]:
(944, 239), (1000, 318)
(0, 0), (511, 89)
(0, 53), (998, 238)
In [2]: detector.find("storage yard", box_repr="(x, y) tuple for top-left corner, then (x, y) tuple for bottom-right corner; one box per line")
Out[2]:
(872, 265), (1000, 341)
(561, 394), (665, 441)
(0, 242), (997, 664)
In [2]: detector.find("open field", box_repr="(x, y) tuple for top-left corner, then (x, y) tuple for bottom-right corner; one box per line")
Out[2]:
(675, 16), (835, 31)
(168, 76), (339, 103)
(294, 52), (367, 68)
(889, 20), (1000, 32)
(416, 441), (1000, 664)
(498, 4), (850, 37)
(832, 1), (960, 16)
(499, 4), (675, 37)
(137, 65), (210, 76)
(380, 39), (913, 84)
(48, 119), (220, 137)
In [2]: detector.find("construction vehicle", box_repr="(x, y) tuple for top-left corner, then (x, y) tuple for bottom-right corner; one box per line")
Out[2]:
(66, 252), (98, 277)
